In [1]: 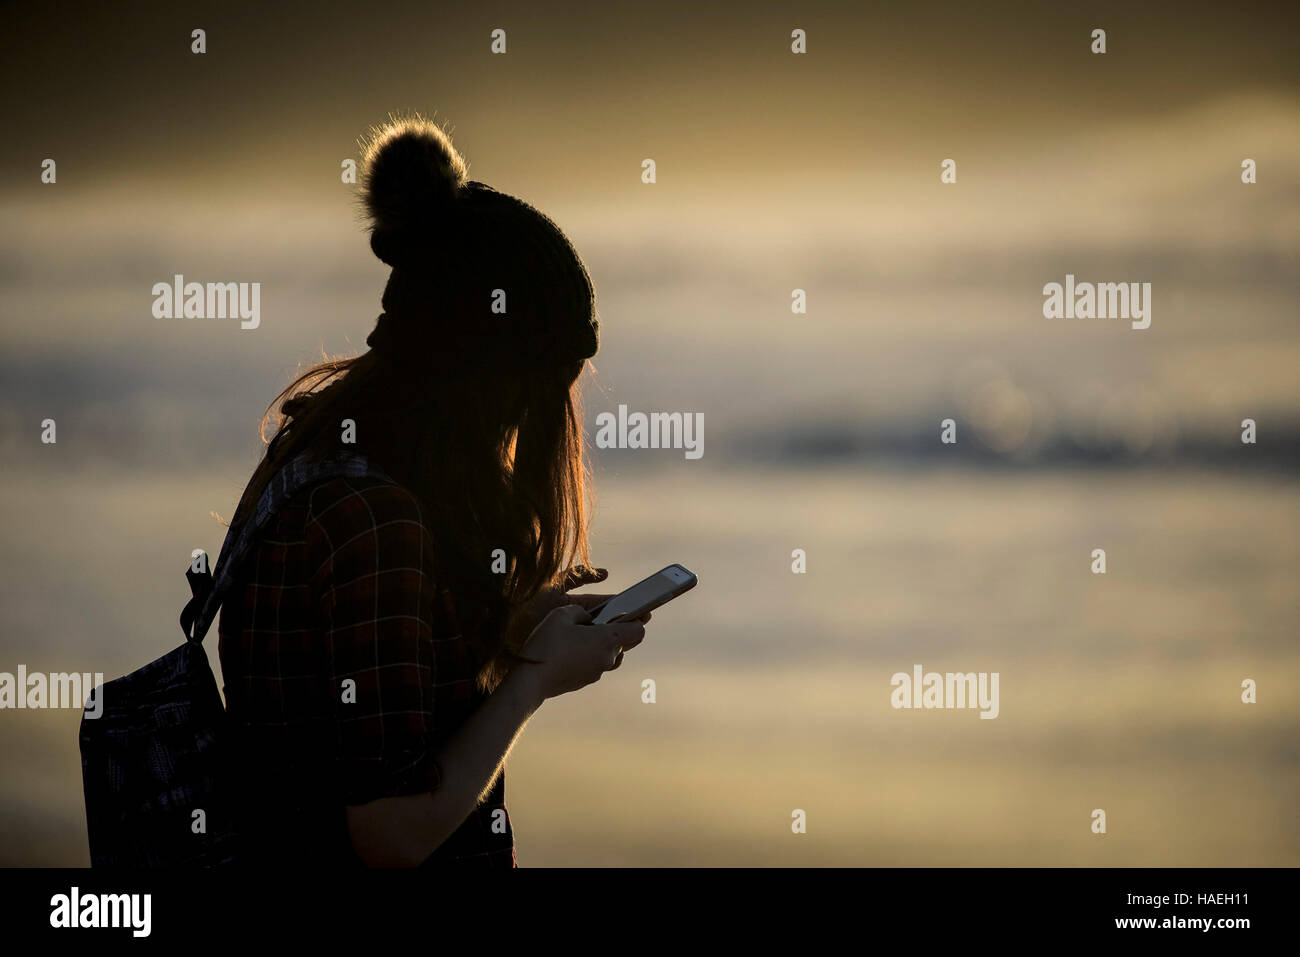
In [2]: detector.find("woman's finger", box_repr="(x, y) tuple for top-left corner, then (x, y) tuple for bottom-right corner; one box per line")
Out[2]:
(570, 592), (614, 610)
(606, 622), (645, 651)
(551, 603), (592, 625)
(562, 565), (608, 590)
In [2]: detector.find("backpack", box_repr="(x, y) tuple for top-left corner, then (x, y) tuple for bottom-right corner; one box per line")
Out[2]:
(79, 452), (390, 867)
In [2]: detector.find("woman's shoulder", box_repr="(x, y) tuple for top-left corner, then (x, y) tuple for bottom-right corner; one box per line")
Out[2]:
(300, 474), (430, 546)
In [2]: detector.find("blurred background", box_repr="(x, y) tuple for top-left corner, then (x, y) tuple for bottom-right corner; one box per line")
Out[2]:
(1, 0), (1296, 865)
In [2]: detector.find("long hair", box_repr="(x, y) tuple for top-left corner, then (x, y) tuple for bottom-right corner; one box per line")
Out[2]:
(230, 348), (592, 691)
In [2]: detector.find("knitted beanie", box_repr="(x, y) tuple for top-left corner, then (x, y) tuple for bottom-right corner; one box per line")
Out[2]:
(359, 116), (598, 370)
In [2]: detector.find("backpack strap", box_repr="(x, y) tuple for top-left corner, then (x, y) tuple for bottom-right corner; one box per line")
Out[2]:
(179, 452), (393, 643)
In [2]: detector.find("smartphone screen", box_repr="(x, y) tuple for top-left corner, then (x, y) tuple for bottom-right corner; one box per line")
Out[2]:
(590, 564), (697, 624)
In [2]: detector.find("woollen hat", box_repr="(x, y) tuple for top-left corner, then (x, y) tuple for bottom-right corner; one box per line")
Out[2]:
(359, 116), (598, 370)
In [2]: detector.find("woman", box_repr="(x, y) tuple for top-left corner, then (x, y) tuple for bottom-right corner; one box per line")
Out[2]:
(216, 116), (648, 867)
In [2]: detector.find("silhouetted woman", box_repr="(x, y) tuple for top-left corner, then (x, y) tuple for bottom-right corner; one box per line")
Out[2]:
(217, 117), (647, 867)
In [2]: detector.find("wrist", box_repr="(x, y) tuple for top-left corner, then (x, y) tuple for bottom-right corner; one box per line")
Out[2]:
(503, 658), (548, 710)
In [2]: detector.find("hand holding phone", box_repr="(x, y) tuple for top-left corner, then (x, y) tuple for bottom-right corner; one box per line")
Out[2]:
(587, 564), (698, 624)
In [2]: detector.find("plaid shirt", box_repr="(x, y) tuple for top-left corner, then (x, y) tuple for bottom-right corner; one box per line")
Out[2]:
(217, 473), (517, 868)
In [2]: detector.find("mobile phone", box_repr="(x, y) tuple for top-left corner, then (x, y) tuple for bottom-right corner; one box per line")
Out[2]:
(587, 564), (698, 624)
